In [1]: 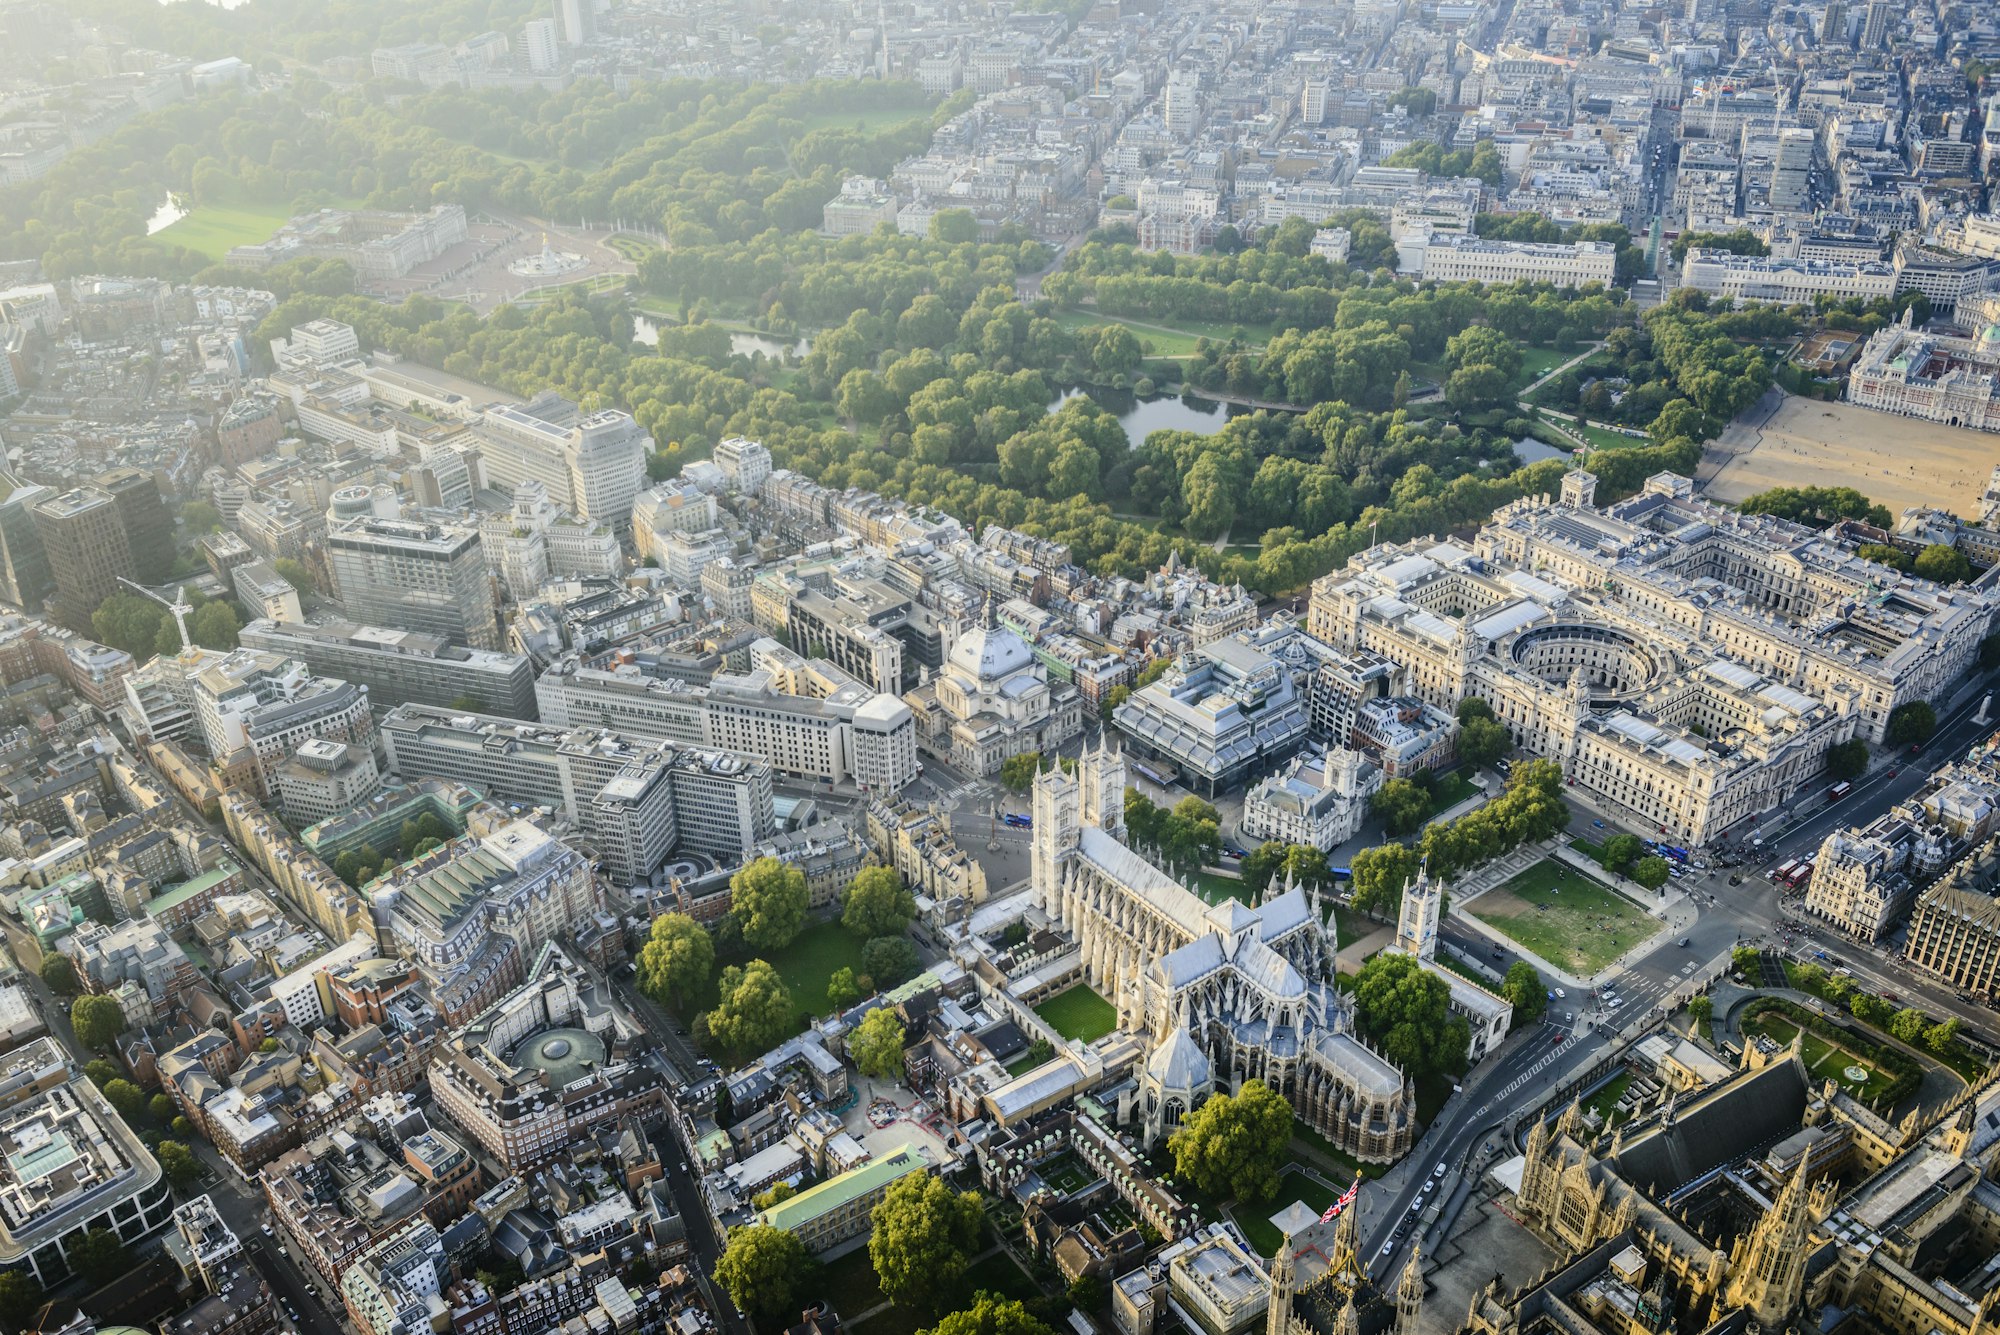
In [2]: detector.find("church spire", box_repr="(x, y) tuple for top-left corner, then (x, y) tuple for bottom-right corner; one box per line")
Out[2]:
(1267, 1229), (1297, 1335)
(1396, 1243), (1426, 1335)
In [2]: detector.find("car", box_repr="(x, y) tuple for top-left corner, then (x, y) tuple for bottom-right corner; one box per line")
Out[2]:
(1555, 988), (1567, 998)
(1421, 1179), (1434, 1195)
(1592, 819), (1605, 828)
(1433, 1162), (1447, 1177)
(261, 1223), (273, 1236)
(1678, 937), (1690, 946)
(1381, 1241), (1395, 1257)
(1410, 1197), (1425, 1214)
(1223, 847), (1248, 859)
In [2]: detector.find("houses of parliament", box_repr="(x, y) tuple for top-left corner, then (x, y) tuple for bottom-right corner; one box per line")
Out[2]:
(1460, 1034), (2000, 1335)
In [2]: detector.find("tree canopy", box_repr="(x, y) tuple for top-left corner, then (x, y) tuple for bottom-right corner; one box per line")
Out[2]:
(637, 913), (714, 1011)
(842, 867), (917, 938)
(703, 961), (794, 1058)
(70, 995), (126, 1051)
(713, 1225), (809, 1325)
(1166, 1078), (1294, 1203)
(869, 1172), (985, 1312)
(1352, 952), (1469, 1078)
(850, 1005), (909, 1081)
(729, 857), (809, 951)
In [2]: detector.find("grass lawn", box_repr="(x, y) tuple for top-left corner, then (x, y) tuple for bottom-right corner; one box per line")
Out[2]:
(791, 97), (933, 136)
(1416, 1072), (1457, 1128)
(1053, 308), (1278, 356)
(1511, 345), (1576, 392)
(1004, 1052), (1043, 1077)
(1429, 770), (1481, 809)
(1235, 1171), (1337, 1256)
(606, 233), (661, 260)
(1468, 859), (1660, 975)
(1573, 422), (1649, 450)
(1196, 870), (1256, 905)
(1331, 906), (1368, 951)
(1034, 985), (1118, 1042)
(1741, 1008), (1898, 1102)
(688, 924), (871, 1047)
(1581, 1071), (1632, 1128)
(958, 1249), (1044, 1304)
(1433, 950), (1497, 991)
(1571, 837), (1607, 862)
(151, 202), (297, 261)
(1292, 1121), (1388, 1183)
(1040, 1152), (1102, 1195)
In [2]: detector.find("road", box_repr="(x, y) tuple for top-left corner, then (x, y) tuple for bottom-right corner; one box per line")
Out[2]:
(1361, 1021), (1594, 1282)
(1358, 662), (2000, 1280)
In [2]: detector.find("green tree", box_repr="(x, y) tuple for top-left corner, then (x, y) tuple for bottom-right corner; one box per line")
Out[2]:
(1100, 684), (1130, 721)
(1457, 697), (1496, 724)
(1600, 834), (1645, 874)
(704, 961), (794, 1058)
(0, 1269), (43, 1332)
(1886, 702), (1937, 747)
(40, 954), (78, 996)
(869, 1171), (984, 1312)
(713, 1225), (809, 1326)
(102, 1079), (145, 1121)
(83, 1059), (117, 1088)
(1457, 716), (1510, 769)
(1068, 1275), (1105, 1311)
(637, 912), (714, 1011)
(1889, 1007), (1929, 1044)
(70, 995), (125, 1051)
(1913, 543), (1972, 584)
(66, 1227), (129, 1287)
(827, 966), (863, 1010)
(1349, 842), (1422, 916)
(922, 1295), (1054, 1335)
(149, 1093), (175, 1122)
(1925, 1016), (1961, 1054)
(90, 592), (167, 659)
(1502, 961), (1546, 1027)
(842, 867), (917, 938)
(156, 1140), (202, 1190)
(1370, 778), (1434, 837)
(1023, 1036), (1055, 1066)
(999, 752), (1042, 792)
(929, 209), (981, 244)
(1631, 856), (1672, 892)
(851, 1005), (909, 1081)
(863, 934), (921, 988)
(1688, 995), (1713, 1027)
(730, 857), (809, 951)
(1167, 1078), (1294, 1203)
(1825, 738), (1869, 781)
(190, 599), (240, 650)
(1351, 953), (1469, 1078)
(273, 557), (316, 593)
(751, 1181), (796, 1209)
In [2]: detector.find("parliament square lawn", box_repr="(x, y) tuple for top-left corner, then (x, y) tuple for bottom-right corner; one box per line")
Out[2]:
(1469, 859), (1659, 975)
(1034, 985), (1118, 1042)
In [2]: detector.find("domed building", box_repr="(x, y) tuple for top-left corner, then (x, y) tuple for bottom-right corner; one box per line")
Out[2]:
(904, 596), (1083, 775)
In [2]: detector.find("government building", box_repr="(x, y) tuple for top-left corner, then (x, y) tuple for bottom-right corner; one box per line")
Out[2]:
(1306, 469), (1993, 847)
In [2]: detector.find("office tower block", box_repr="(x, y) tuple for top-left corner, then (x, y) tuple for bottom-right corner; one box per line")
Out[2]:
(557, 0), (595, 46)
(95, 467), (177, 579)
(31, 487), (131, 633)
(325, 516), (498, 650)
(0, 482), (53, 610)
(474, 405), (648, 531)
(1861, 0), (1890, 48)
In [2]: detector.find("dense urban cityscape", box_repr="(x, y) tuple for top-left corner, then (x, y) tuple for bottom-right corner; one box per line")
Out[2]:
(2, 1), (2000, 1335)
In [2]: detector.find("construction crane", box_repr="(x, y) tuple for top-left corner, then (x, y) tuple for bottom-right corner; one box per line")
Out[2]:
(117, 577), (193, 654)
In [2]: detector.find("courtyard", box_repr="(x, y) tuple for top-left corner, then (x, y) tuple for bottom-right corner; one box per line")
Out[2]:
(1739, 1004), (1902, 1103)
(1034, 985), (1119, 1042)
(1468, 859), (1660, 976)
